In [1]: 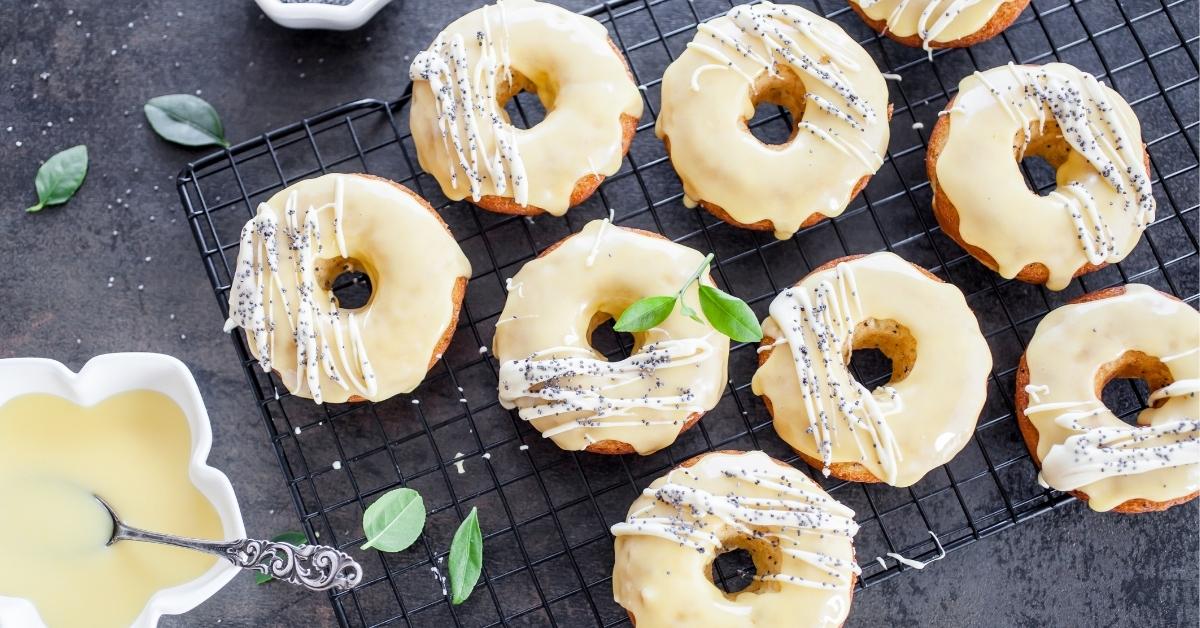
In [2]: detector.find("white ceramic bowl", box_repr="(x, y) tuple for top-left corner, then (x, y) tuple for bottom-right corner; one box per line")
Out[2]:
(0, 353), (245, 628)
(254, 0), (394, 30)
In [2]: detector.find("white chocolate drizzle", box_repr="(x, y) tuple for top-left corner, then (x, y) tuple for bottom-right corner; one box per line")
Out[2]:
(690, 2), (883, 169)
(409, 1), (528, 206)
(498, 337), (714, 440)
(225, 176), (376, 404)
(854, 0), (1011, 56)
(766, 262), (904, 482)
(1026, 383), (1200, 491)
(975, 64), (1153, 267)
(611, 451), (860, 591)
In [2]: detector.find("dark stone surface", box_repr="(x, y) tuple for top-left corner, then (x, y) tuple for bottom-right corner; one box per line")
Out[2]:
(0, 0), (1196, 626)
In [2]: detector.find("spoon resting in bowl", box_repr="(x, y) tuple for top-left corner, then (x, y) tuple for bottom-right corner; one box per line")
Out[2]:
(94, 494), (362, 592)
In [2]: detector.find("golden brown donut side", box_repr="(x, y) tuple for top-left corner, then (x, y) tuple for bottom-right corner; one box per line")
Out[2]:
(926, 91), (1152, 287)
(848, 0), (1031, 49)
(625, 449), (857, 628)
(1013, 284), (1200, 513)
(525, 225), (714, 455)
(756, 253), (958, 483)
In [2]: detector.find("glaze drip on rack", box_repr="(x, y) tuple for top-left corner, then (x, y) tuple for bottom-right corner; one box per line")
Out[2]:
(856, 0), (1010, 55)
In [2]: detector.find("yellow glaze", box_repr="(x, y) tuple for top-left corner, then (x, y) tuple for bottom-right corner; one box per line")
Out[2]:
(752, 252), (991, 486)
(408, 0), (643, 215)
(225, 173), (471, 404)
(0, 391), (223, 628)
(493, 220), (729, 454)
(935, 63), (1153, 290)
(1023, 284), (1200, 512)
(852, 0), (1012, 51)
(656, 1), (890, 240)
(611, 451), (858, 627)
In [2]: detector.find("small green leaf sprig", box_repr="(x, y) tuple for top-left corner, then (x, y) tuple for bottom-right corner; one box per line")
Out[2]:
(613, 253), (763, 342)
(359, 488), (485, 605)
(25, 145), (88, 213)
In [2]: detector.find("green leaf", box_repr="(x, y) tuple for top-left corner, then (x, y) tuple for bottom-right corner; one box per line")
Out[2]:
(25, 145), (88, 213)
(144, 94), (230, 148)
(698, 285), (763, 342)
(613, 295), (676, 333)
(255, 531), (309, 584)
(448, 507), (483, 605)
(360, 488), (426, 552)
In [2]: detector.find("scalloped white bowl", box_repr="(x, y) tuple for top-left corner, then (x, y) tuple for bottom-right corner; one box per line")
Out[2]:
(0, 353), (245, 628)
(254, 0), (394, 30)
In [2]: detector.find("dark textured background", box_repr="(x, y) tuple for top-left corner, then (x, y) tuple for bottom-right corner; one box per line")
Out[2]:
(0, 0), (1197, 626)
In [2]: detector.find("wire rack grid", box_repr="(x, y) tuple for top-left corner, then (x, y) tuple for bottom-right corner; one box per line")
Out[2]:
(176, 0), (1199, 626)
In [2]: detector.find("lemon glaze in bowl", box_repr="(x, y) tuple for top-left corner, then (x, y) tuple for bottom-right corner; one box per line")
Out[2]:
(0, 353), (245, 628)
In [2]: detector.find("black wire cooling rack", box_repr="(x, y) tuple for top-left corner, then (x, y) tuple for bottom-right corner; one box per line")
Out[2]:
(177, 0), (1198, 625)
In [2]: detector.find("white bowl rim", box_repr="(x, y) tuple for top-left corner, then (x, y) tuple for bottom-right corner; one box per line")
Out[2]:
(253, 0), (394, 31)
(0, 353), (246, 628)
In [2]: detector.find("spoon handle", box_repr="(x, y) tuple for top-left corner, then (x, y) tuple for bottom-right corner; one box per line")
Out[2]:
(115, 527), (363, 592)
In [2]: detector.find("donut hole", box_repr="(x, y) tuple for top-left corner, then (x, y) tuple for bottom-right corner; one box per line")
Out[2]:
(499, 70), (552, 130)
(1014, 118), (1071, 197)
(587, 312), (640, 361)
(1095, 350), (1175, 424)
(710, 547), (756, 594)
(707, 536), (778, 598)
(319, 258), (374, 311)
(744, 66), (807, 147)
(845, 318), (916, 388)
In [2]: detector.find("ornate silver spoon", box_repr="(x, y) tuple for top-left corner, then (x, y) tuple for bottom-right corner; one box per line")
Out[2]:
(94, 494), (363, 592)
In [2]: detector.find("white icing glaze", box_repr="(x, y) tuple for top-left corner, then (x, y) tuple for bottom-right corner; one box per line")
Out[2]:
(656, 2), (890, 240)
(493, 220), (729, 454)
(1023, 284), (1200, 511)
(752, 252), (991, 486)
(853, 0), (1014, 53)
(935, 63), (1153, 290)
(225, 174), (471, 404)
(408, 0), (642, 215)
(611, 451), (858, 627)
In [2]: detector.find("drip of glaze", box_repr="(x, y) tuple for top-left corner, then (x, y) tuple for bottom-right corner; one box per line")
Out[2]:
(858, 0), (1001, 58)
(969, 63), (1154, 269)
(224, 175), (377, 404)
(497, 337), (714, 439)
(767, 262), (905, 483)
(409, 1), (529, 206)
(688, 1), (883, 168)
(611, 455), (860, 591)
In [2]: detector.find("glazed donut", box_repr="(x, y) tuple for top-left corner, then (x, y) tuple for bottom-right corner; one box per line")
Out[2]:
(848, 0), (1031, 53)
(752, 252), (991, 486)
(611, 450), (859, 627)
(1016, 284), (1200, 513)
(656, 1), (891, 240)
(408, 0), (643, 216)
(928, 62), (1154, 290)
(224, 173), (471, 404)
(493, 220), (729, 455)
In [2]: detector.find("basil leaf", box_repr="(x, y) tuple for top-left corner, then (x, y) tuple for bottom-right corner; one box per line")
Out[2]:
(613, 295), (676, 332)
(144, 94), (230, 148)
(360, 487), (426, 552)
(698, 285), (763, 342)
(25, 145), (88, 213)
(255, 531), (310, 584)
(448, 507), (483, 605)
